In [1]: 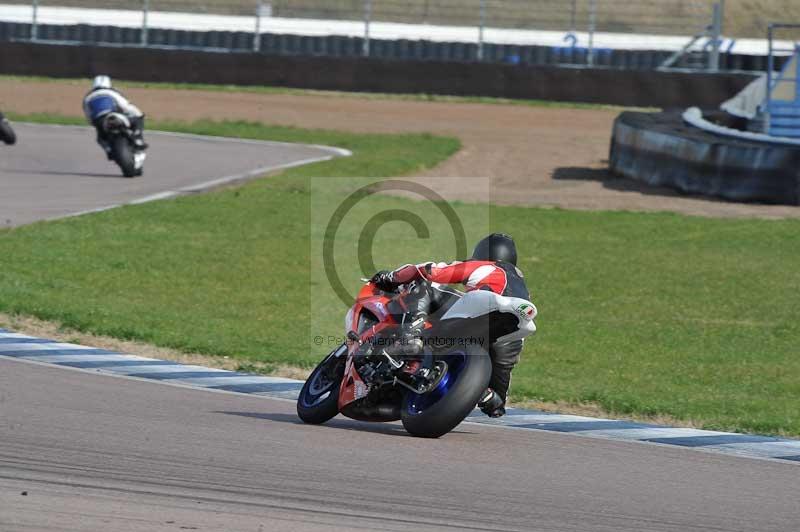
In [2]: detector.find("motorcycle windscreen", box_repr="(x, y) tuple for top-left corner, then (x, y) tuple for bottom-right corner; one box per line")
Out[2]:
(87, 95), (116, 120)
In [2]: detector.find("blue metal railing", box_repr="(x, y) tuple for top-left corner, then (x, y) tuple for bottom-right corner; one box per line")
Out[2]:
(765, 24), (800, 137)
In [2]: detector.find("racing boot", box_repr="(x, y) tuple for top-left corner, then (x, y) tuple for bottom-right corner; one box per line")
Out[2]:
(398, 281), (432, 353)
(132, 132), (148, 151)
(397, 310), (426, 356)
(129, 116), (149, 151)
(379, 310), (426, 361)
(478, 388), (506, 418)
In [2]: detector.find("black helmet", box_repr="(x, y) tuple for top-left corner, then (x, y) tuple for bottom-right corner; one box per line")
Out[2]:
(472, 233), (517, 265)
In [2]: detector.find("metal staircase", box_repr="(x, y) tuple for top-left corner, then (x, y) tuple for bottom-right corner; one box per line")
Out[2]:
(659, 1), (724, 71)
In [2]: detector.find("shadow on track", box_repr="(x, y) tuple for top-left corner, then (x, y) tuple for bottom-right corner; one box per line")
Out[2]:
(216, 411), (479, 438)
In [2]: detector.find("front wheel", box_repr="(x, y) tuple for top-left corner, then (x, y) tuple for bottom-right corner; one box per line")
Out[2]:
(112, 136), (136, 177)
(401, 345), (491, 438)
(297, 346), (346, 425)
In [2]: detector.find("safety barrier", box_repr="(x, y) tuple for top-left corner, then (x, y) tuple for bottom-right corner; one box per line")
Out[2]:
(0, 21), (778, 72)
(610, 110), (800, 205)
(682, 107), (800, 146)
(0, 41), (755, 108)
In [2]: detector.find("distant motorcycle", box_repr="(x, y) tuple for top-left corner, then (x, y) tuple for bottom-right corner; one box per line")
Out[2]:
(100, 112), (146, 177)
(0, 113), (16, 145)
(297, 278), (537, 438)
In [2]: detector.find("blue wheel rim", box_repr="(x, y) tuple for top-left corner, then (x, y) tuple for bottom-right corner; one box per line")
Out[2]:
(301, 357), (339, 407)
(405, 351), (467, 416)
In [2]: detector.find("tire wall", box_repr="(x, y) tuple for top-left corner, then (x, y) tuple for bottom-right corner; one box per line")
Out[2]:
(0, 21), (780, 72)
(610, 111), (800, 205)
(0, 41), (754, 108)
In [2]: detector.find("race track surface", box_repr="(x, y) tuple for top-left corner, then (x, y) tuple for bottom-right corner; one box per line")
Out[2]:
(0, 123), (343, 227)
(1, 357), (798, 532)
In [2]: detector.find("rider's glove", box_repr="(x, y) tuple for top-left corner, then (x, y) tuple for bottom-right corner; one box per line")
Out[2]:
(370, 270), (398, 291)
(478, 388), (506, 418)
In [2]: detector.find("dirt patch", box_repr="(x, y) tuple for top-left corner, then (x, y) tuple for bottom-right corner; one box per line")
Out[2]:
(2, 78), (798, 219)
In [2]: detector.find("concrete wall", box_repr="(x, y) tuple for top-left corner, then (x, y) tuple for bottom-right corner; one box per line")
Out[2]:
(0, 41), (755, 108)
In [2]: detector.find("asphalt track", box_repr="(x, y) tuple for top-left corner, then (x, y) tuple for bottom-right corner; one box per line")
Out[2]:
(0, 123), (345, 227)
(1, 356), (799, 532)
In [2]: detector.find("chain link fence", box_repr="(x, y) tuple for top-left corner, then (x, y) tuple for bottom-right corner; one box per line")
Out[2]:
(27, 0), (715, 33)
(18, 0), (800, 35)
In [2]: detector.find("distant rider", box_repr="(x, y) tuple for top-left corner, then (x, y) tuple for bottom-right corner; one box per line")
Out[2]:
(370, 233), (536, 418)
(82, 75), (147, 158)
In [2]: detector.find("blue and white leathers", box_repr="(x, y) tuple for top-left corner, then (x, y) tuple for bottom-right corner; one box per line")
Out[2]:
(83, 88), (143, 122)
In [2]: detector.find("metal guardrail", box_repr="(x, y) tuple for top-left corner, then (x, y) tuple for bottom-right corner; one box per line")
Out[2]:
(25, 0), (715, 32)
(15, 0), (720, 68)
(765, 24), (800, 136)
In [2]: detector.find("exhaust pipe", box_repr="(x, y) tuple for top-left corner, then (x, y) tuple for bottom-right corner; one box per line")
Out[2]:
(341, 402), (401, 422)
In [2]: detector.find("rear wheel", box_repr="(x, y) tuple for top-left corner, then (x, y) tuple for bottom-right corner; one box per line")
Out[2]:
(401, 344), (491, 438)
(0, 118), (16, 145)
(112, 136), (136, 177)
(297, 346), (346, 424)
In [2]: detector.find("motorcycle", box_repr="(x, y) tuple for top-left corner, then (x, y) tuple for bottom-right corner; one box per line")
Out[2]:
(0, 113), (16, 145)
(100, 112), (146, 177)
(297, 279), (537, 438)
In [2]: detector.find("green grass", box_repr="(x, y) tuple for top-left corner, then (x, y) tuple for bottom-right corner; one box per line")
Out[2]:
(2, 114), (800, 437)
(0, 75), (635, 112)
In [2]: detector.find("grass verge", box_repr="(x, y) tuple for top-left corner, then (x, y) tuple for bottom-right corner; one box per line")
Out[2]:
(1, 114), (799, 437)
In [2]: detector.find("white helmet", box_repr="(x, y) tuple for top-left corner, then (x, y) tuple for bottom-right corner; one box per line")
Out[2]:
(92, 75), (112, 90)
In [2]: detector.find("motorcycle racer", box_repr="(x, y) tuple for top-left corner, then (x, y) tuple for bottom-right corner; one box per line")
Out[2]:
(370, 233), (536, 418)
(82, 75), (147, 158)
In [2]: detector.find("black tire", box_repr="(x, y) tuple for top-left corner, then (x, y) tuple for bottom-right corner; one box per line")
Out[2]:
(0, 118), (16, 145)
(112, 136), (136, 177)
(297, 348), (346, 425)
(401, 345), (491, 438)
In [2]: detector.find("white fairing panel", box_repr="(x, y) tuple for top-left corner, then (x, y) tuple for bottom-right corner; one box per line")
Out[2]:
(440, 290), (537, 343)
(344, 307), (355, 333)
(331, 342), (348, 358)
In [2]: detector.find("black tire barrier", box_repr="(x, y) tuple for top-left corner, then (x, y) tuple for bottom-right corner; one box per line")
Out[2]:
(0, 21), (782, 72)
(610, 111), (800, 205)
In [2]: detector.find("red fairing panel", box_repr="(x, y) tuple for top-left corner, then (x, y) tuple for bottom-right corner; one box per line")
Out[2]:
(338, 355), (368, 408)
(338, 284), (397, 410)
